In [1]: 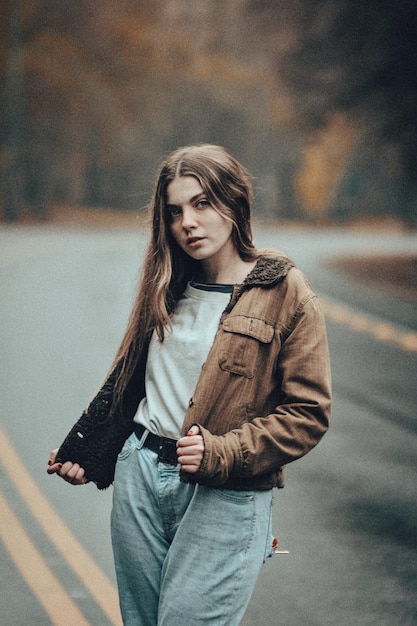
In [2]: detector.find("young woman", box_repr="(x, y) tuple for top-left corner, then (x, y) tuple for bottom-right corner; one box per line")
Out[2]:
(48, 144), (331, 626)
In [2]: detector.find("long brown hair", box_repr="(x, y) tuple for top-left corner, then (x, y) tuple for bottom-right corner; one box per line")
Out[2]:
(111, 144), (258, 410)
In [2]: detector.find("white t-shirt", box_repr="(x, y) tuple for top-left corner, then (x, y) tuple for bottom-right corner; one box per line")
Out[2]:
(133, 282), (232, 438)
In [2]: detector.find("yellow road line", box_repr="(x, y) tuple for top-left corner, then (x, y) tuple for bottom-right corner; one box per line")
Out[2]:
(0, 427), (122, 626)
(321, 299), (417, 353)
(0, 490), (91, 626)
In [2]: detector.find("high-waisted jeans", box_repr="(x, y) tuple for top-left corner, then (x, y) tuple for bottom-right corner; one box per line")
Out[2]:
(111, 430), (274, 626)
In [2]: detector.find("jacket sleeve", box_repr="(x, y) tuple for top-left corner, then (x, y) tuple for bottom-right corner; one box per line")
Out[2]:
(189, 296), (331, 487)
(55, 359), (143, 489)
(55, 402), (135, 490)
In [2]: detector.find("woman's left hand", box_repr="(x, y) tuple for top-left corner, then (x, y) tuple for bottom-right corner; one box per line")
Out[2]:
(177, 426), (204, 473)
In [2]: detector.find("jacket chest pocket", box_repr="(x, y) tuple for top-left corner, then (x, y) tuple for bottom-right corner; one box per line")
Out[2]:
(218, 315), (275, 378)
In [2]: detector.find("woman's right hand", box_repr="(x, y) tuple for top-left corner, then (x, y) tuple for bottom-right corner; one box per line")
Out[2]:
(47, 448), (89, 485)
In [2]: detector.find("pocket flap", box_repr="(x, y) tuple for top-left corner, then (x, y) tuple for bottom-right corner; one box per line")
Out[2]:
(222, 316), (274, 343)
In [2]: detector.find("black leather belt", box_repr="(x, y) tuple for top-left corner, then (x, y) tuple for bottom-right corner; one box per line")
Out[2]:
(134, 424), (178, 465)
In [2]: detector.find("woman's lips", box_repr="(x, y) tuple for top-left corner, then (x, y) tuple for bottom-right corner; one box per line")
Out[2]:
(187, 237), (204, 247)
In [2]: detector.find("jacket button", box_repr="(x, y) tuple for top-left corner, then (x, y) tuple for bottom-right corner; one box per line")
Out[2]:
(188, 397), (194, 407)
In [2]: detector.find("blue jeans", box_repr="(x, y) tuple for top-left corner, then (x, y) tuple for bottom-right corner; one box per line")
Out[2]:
(111, 431), (274, 626)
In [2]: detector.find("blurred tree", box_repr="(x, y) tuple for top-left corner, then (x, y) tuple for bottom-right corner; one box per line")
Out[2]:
(295, 113), (360, 222)
(3, 0), (25, 222)
(1, 0), (415, 224)
(272, 0), (417, 225)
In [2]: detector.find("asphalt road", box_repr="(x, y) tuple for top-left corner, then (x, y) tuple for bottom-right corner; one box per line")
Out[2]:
(0, 224), (416, 626)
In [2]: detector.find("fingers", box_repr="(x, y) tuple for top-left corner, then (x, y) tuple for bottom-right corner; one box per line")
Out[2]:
(48, 448), (58, 466)
(47, 450), (88, 485)
(46, 461), (62, 475)
(59, 461), (88, 485)
(178, 461), (201, 473)
(177, 428), (204, 473)
(46, 447), (62, 476)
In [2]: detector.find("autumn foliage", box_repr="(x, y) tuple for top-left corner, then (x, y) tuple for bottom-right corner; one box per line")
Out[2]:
(1, 0), (416, 226)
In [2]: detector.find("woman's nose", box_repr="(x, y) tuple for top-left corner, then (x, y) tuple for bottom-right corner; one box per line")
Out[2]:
(181, 207), (198, 229)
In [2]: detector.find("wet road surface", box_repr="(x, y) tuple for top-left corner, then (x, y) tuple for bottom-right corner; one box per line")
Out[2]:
(0, 224), (416, 625)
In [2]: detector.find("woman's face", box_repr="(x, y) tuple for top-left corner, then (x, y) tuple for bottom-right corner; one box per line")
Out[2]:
(166, 176), (235, 267)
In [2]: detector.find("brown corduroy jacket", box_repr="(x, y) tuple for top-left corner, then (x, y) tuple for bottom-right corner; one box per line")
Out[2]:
(56, 254), (331, 490)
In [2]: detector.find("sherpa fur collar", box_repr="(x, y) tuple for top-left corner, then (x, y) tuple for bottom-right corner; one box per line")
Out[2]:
(242, 253), (295, 287)
(223, 254), (295, 313)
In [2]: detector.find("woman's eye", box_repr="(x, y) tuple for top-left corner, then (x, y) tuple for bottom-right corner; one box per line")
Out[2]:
(167, 206), (182, 218)
(196, 199), (210, 209)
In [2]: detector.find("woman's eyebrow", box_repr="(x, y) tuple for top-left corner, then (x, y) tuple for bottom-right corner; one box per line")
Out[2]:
(166, 192), (206, 208)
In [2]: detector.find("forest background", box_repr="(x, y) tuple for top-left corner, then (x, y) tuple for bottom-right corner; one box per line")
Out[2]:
(1, 0), (417, 228)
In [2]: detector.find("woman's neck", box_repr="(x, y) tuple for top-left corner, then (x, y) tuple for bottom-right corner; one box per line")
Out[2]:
(199, 255), (257, 285)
